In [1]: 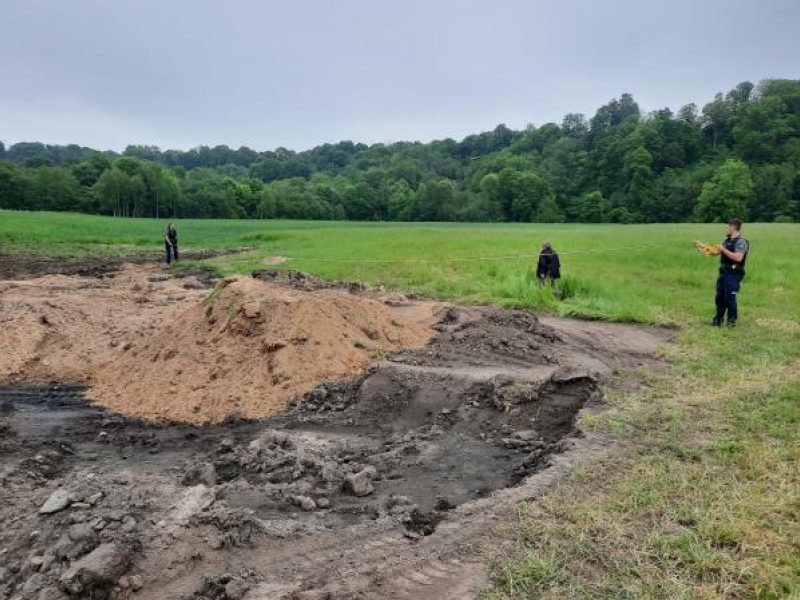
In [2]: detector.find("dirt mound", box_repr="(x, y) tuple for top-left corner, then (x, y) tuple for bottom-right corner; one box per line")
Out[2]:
(0, 264), (440, 424)
(251, 268), (368, 293)
(88, 276), (438, 423)
(0, 267), (212, 383)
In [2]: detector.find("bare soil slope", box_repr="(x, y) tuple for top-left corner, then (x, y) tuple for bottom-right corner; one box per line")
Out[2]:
(0, 265), (439, 423)
(0, 266), (210, 383)
(89, 276), (438, 423)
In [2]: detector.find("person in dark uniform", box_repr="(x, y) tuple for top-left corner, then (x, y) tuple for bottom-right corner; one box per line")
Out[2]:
(712, 218), (749, 327)
(536, 241), (561, 290)
(165, 223), (179, 264)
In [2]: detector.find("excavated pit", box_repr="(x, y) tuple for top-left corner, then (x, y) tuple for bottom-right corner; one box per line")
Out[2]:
(0, 307), (597, 521)
(0, 261), (669, 600)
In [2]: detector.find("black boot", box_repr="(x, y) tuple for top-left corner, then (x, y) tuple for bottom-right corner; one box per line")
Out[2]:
(711, 317), (722, 327)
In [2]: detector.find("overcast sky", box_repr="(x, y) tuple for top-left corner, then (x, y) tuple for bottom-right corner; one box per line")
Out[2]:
(1, 0), (798, 152)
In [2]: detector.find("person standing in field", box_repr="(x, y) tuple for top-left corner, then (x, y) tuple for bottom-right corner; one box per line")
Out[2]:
(536, 241), (561, 292)
(165, 223), (179, 264)
(712, 218), (749, 327)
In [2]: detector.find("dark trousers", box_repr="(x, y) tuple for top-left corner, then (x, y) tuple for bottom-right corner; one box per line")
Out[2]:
(165, 242), (179, 264)
(715, 272), (743, 323)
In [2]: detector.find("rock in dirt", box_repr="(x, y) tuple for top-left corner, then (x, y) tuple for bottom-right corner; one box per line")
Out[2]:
(292, 496), (317, 511)
(129, 574), (143, 590)
(40, 554), (56, 572)
(181, 462), (217, 486)
(52, 530), (99, 562)
(225, 579), (250, 599)
(242, 301), (261, 319)
(265, 339), (287, 352)
(37, 586), (68, 600)
(173, 484), (216, 524)
(39, 489), (71, 514)
(120, 515), (137, 533)
(22, 573), (45, 597)
(67, 523), (97, 543)
(59, 543), (130, 594)
(434, 496), (456, 511)
(29, 555), (45, 570)
(193, 573), (254, 600)
(344, 467), (377, 497)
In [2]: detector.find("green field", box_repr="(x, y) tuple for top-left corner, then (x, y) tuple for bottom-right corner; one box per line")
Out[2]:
(2, 209), (800, 598)
(2, 209), (798, 325)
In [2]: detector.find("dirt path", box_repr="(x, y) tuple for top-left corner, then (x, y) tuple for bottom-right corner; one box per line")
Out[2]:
(0, 261), (671, 600)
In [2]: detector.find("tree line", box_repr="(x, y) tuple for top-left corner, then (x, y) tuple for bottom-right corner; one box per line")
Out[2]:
(1, 78), (799, 222)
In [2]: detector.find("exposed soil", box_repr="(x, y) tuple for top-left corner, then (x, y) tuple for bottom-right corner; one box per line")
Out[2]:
(0, 257), (671, 599)
(251, 269), (368, 293)
(90, 276), (438, 423)
(0, 252), (223, 282)
(0, 266), (213, 383)
(0, 264), (439, 423)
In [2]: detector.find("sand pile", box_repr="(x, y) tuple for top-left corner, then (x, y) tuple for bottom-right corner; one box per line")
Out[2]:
(0, 263), (439, 423)
(0, 268), (209, 383)
(88, 276), (438, 423)
(0, 308), (45, 381)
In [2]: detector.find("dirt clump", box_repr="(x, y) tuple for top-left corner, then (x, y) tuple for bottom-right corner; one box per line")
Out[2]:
(251, 268), (367, 293)
(88, 276), (438, 423)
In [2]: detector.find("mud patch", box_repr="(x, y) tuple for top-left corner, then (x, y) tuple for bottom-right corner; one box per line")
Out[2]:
(0, 374), (590, 598)
(251, 268), (368, 293)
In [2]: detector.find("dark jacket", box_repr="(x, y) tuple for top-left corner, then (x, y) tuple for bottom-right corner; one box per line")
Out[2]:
(537, 248), (560, 280)
(720, 235), (748, 276)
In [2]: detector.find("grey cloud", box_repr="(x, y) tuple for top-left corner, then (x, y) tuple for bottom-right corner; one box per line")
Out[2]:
(1, 0), (798, 151)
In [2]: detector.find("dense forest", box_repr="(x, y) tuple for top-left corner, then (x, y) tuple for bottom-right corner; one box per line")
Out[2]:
(1, 79), (799, 223)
